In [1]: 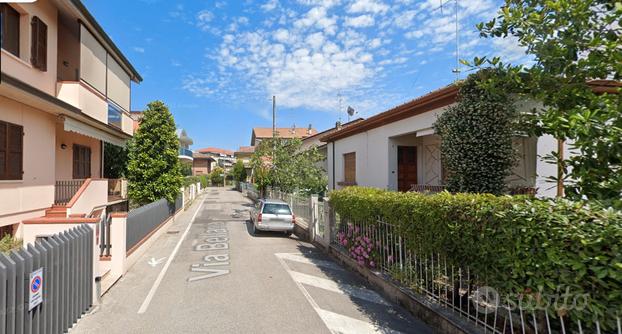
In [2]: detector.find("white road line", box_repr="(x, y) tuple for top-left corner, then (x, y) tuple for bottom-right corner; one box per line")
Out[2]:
(317, 309), (403, 334)
(289, 271), (390, 306)
(276, 255), (401, 334)
(275, 253), (344, 271)
(137, 198), (205, 314)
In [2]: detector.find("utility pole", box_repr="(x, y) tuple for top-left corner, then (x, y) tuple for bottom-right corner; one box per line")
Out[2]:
(272, 95), (276, 139)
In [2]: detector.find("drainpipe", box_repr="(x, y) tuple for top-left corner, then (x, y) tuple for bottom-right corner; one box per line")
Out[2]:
(332, 141), (335, 190)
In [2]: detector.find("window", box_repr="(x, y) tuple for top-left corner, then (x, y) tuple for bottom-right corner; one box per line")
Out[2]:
(108, 103), (123, 129)
(1, 4), (20, 57)
(343, 152), (356, 185)
(30, 16), (47, 71)
(262, 203), (291, 215)
(72, 144), (91, 179)
(0, 120), (23, 180)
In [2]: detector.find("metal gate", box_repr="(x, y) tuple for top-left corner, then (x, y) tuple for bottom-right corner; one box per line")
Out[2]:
(0, 225), (94, 334)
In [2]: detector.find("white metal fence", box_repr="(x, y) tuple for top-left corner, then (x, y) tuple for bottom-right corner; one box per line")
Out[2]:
(332, 217), (622, 334)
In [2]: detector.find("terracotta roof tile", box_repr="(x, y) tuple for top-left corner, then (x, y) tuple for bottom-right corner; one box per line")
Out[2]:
(196, 147), (234, 156)
(252, 127), (318, 139)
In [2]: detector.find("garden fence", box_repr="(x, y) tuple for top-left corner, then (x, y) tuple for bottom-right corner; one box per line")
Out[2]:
(0, 225), (93, 334)
(331, 216), (622, 334)
(126, 195), (182, 252)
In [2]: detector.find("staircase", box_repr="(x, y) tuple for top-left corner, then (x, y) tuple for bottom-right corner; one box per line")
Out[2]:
(45, 205), (68, 218)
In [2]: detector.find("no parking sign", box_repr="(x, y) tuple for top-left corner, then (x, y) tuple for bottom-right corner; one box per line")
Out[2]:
(29, 267), (43, 311)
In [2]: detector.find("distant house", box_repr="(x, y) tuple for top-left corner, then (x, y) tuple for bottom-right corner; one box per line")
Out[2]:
(250, 125), (318, 146)
(191, 152), (215, 176)
(234, 146), (255, 180)
(321, 82), (620, 197)
(301, 119), (364, 175)
(195, 147), (235, 173)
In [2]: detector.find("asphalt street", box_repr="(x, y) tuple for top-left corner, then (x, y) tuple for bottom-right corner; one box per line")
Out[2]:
(71, 187), (432, 334)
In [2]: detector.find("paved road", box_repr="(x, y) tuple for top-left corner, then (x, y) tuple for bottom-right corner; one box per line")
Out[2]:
(72, 188), (431, 334)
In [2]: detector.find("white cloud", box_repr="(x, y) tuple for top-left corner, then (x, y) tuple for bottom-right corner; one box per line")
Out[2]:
(133, 47), (145, 53)
(261, 0), (279, 11)
(347, 0), (389, 14)
(345, 15), (375, 28)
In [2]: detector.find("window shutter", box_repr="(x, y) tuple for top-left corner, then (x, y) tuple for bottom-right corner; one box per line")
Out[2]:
(2, 4), (20, 57)
(7, 124), (23, 180)
(344, 152), (356, 184)
(0, 123), (6, 177)
(30, 16), (47, 71)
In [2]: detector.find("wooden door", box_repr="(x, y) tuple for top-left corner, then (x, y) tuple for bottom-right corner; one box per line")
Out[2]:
(398, 146), (417, 192)
(73, 144), (91, 179)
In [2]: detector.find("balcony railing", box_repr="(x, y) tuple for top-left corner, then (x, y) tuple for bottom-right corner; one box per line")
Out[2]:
(407, 184), (446, 193)
(178, 148), (193, 159)
(55, 179), (86, 205)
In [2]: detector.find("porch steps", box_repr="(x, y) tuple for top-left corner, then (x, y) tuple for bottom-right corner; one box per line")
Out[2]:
(45, 205), (68, 218)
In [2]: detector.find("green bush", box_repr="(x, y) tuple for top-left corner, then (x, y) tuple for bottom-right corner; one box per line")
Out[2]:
(209, 167), (224, 186)
(199, 174), (209, 188)
(183, 176), (201, 187)
(0, 234), (21, 253)
(330, 187), (622, 327)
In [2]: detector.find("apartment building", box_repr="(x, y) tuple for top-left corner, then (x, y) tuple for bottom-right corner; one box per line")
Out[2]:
(0, 0), (141, 237)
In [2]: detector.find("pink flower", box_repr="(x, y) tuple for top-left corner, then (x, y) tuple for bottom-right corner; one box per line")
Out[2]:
(370, 261), (375, 267)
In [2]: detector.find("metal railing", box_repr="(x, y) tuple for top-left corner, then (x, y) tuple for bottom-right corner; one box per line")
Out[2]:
(126, 195), (182, 252)
(408, 184), (446, 193)
(54, 179), (85, 204)
(292, 194), (312, 226)
(331, 216), (621, 334)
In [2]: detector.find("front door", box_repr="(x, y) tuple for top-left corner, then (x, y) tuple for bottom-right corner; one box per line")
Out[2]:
(398, 146), (417, 192)
(73, 144), (92, 179)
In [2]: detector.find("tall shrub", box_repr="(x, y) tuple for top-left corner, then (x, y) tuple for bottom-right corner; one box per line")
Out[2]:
(231, 160), (247, 182)
(127, 101), (183, 205)
(434, 71), (517, 194)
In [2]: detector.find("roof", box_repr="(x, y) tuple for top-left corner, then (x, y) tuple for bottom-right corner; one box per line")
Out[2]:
(69, 0), (142, 82)
(253, 127), (318, 139)
(302, 118), (364, 143)
(236, 146), (256, 153)
(321, 84), (459, 142)
(320, 79), (621, 143)
(197, 147), (234, 156)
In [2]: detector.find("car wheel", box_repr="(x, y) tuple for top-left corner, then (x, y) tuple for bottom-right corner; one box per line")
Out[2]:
(251, 223), (257, 235)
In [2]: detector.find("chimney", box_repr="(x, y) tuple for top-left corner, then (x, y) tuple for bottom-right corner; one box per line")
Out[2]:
(307, 124), (312, 135)
(291, 123), (296, 134)
(335, 121), (342, 130)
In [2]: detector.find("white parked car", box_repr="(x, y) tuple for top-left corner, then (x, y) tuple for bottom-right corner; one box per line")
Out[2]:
(249, 199), (295, 236)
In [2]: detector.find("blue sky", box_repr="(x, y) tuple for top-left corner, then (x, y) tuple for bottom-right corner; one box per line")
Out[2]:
(83, 0), (526, 151)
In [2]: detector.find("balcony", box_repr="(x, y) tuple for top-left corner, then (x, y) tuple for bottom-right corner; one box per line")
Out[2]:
(178, 148), (194, 161)
(54, 179), (127, 206)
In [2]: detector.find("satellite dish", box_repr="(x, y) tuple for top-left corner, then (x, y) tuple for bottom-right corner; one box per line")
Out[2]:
(347, 106), (356, 116)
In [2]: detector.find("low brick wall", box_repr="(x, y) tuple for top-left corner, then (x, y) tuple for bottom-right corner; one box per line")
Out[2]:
(326, 245), (482, 334)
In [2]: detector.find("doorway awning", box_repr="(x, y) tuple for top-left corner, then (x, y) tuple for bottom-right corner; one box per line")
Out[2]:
(63, 117), (126, 146)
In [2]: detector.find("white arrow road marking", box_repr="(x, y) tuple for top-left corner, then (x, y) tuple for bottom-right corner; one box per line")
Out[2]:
(275, 253), (344, 271)
(138, 198), (205, 314)
(147, 257), (167, 267)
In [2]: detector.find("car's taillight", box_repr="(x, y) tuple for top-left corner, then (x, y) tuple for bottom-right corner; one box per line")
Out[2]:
(257, 213), (262, 223)
(292, 214), (296, 224)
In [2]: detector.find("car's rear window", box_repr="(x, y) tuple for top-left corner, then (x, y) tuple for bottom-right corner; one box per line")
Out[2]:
(262, 203), (291, 215)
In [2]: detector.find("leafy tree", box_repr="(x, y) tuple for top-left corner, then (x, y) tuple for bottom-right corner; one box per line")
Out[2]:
(127, 101), (183, 205)
(250, 138), (326, 195)
(181, 163), (193, 177)
(434, 70), (518, 194)
(103, 142), (127, 178)
(210, 167), (224, 186)
(231, 160), (247, 182)
(471, 0), (622, 206)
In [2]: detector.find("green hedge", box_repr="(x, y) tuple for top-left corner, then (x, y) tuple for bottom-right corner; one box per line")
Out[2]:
(330, 187), (622, 325)
(183, 176), (201, 187)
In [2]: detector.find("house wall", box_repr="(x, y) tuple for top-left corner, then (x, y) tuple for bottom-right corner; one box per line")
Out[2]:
(193, 158), (211, 175)
(55, 123), (102, 180)
(327, 100), (562, 197)
(0, 96), (56, 228)
(0, 1), (58, 96)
